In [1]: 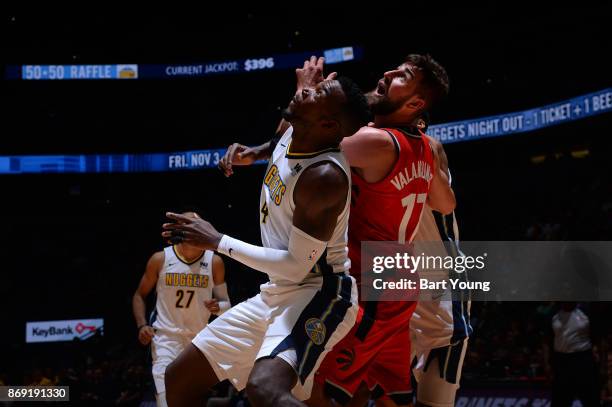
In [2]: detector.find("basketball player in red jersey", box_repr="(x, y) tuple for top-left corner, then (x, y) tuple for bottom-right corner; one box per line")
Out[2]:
(219, 55), (454, 406)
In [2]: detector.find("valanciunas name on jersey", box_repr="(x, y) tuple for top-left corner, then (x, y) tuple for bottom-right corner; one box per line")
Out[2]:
(390, 160), (433, 191)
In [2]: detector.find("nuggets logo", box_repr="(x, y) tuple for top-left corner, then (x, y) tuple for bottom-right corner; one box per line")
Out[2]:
(263, 164), (287, 206)
(305, 318), (326, 346)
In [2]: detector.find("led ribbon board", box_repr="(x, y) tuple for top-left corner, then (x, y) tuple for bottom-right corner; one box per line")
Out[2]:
(6, 46), (361, 80)
(1, 89), (610, 174)
(428, 88), (612, 144)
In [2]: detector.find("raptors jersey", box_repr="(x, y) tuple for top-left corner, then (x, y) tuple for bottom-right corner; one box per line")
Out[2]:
(151, 246), (215, 338)
(259, 126), (351, 289)
(349, 127), (434, 319)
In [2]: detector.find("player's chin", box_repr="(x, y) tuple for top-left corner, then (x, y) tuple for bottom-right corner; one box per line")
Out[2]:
(365, 91), (383, 105)
(281, 106), (295, 121)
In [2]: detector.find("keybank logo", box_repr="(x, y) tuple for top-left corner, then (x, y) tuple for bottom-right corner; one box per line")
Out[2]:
(32, 325), (74, 337)
(26, 319), (104, 343)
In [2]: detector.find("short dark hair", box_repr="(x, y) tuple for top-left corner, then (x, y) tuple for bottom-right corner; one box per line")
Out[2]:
(405, 54), (450, 109)
(337, 76), (371, 136)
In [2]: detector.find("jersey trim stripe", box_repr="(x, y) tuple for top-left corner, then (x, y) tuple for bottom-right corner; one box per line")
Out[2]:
(285, 141), (341, 159)
(396, 126), (423, 139)
(172, 245), (205, 265)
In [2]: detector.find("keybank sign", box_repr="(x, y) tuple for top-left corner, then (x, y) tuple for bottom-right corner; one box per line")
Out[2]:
(26, 319), (104, 343)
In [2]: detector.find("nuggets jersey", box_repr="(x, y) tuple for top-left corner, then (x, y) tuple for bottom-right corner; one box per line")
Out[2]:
(259, 126), (351, 287)
(349, 127), (434, 319)
(151, 246), (215, 338)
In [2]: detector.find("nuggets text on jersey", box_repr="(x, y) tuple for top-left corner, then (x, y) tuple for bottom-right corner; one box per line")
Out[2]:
(263, 164), (287, 205)
(165, 273), (209, 288)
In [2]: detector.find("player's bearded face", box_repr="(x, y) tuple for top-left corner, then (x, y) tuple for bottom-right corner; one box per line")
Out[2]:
(366, 89), (406, 115)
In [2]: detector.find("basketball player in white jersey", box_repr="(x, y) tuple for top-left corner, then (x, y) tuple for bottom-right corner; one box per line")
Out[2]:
(162, 77), (370, 407)
(132, 212), (230, 407)
(410, 207), (470, 407)
(409, 118), (472, 407)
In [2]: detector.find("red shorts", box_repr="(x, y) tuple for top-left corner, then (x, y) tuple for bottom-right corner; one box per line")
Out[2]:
(315, 302), (416, 406)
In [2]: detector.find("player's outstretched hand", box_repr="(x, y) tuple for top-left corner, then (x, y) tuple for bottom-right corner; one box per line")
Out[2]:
(138, 325), (155, 345)
(296, 56), (337, 92)
(162, 212), (223, 250)
(219, 143), (259, 177)
(204, 299), (220, 314)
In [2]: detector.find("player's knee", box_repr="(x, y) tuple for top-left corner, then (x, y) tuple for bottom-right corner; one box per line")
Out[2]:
(246, 374), (269, 405)
(246, 373), (283, 406)
(164, 360), (182, 402)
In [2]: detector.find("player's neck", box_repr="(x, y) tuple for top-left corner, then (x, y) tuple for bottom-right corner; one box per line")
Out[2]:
(175, 244), (204, 263)
(374, 112), (420, 129)
(290, 128), (338, 154)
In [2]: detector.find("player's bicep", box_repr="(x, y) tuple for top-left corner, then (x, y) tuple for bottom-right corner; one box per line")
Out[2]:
(292, 163), (348, 241)
(293, 200), (341, 242)
(136, 252), (163, 297)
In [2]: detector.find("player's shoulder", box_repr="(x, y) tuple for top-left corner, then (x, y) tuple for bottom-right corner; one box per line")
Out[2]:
(146, 250), (165, 274)
(149, 250), (165, 265)
(424, 133), (439, 146)
(296, 160), (349, 204)
(349, 126), (396, 148)
(424, 133), (444, 153)
(301, 160), (347, 187)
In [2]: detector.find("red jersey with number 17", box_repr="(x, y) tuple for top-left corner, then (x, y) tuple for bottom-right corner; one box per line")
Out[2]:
(348, 127), (434, 318)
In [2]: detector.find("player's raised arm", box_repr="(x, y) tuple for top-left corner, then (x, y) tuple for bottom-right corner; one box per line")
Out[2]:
(132, 251), (163, 345)
(425, 136), (456, 215)
(218, 142), (271, 177)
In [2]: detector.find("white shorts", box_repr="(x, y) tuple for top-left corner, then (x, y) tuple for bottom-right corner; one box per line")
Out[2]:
(192, 273), (358, 400)
(410, 298), (471, 407)
(412, 338), (469, 407)
(151, 332), (193, 394)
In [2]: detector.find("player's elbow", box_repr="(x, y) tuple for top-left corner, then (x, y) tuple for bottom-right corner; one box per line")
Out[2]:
(439, 196), (456, 215)
(437, 199), (456, 216)
(132, 291), (146, 305)
(429, 193), (456, 215)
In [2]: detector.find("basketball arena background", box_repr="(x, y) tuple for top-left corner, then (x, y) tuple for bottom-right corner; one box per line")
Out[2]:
(1, 5), (611, 406)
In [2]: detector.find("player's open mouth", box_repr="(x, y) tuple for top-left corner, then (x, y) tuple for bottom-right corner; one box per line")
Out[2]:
(375, 81), (386, 96)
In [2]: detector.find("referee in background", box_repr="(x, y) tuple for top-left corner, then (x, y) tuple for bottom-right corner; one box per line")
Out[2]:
(549, 302), (600, 406)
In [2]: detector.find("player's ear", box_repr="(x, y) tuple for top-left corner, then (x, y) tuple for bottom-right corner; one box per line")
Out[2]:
(415, 117), (427, 130)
